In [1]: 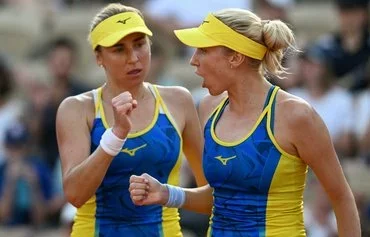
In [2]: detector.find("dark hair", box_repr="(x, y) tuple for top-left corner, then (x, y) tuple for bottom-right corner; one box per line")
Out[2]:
(49, 37), (77, 55)
(0, 54), (13, 100)
(335, 0), (369, 9)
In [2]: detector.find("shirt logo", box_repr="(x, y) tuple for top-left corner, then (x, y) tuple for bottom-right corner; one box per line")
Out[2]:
(117, 17), (131, 24)
(215, 155), (237, 165)
(121, 144), (147, 156)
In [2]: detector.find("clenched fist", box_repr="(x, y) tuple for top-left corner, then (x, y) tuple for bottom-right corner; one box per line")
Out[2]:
(111, 91), (137, 139)
(129, 173), (169, 206)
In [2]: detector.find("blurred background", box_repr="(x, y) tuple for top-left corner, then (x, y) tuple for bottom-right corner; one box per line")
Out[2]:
(0, 0), (369, 236)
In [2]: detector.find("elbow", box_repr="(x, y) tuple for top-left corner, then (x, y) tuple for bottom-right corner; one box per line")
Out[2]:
(63, 185), (86, 208)
(65, 192), (84, 208)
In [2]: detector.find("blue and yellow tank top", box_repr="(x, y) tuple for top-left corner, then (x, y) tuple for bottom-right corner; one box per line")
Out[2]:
(71, 83), (183, 237)
(203, 86), (308, 237)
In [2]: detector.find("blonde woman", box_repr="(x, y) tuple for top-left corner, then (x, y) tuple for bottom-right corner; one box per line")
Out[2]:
(129, 8), (361, 237)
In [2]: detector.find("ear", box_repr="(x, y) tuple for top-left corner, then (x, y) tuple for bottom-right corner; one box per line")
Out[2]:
(229, 52), (245, 69)
(95, 50), (103, 67)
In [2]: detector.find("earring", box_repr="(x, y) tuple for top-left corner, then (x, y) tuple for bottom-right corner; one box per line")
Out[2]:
(99, 64), (103, 68)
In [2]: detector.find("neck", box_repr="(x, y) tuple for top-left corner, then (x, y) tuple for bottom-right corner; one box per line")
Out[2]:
(103, 81), (148, 102)
(227, 72), (272, 115)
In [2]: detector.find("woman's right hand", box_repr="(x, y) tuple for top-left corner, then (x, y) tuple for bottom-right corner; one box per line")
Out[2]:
(111, 91), (137, 139)
(129, 173), (169, 206)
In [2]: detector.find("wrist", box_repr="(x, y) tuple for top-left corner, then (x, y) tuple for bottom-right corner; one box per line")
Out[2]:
(100, 128), (127, 156)
(160, 184), (170, 206)
(164, 184), (185, 208)
(112, 126), (129, 139)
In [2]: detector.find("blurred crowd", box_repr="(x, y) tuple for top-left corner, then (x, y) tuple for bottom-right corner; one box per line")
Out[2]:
(0, 0), (369, 236)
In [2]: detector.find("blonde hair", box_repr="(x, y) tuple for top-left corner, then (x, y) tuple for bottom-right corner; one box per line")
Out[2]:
(89, 3), (144, 33)
(214, 8), (297, 79)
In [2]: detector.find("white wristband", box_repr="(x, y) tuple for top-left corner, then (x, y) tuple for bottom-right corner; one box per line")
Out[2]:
(164, 184), (185, 208)
(100, 128), (126, 156)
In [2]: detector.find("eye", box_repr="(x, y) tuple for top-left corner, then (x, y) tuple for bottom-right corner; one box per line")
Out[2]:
(198, 48), (207, 53)
(135, 40), (146, 48)
(114, 46), (124, 53)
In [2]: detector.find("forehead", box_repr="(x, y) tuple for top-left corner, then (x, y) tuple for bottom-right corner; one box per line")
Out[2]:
(199, 46), (232, 55)
(114, 32), (147, 45)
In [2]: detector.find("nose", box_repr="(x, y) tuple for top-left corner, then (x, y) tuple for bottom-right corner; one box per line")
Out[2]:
(190, 51), (198, 67)
(127, 49), (139, 64)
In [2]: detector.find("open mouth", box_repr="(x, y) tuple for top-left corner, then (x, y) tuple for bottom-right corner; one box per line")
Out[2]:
(127, 69), (142, 75)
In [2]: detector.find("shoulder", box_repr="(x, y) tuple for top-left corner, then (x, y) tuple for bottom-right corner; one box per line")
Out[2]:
(155, 84), (194, 106)
(57, 91), (94, 120)
(276, 90), (321, 134)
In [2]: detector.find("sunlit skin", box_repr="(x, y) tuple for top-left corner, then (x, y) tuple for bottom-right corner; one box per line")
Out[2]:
(129, 41), (361, 236)
(96, 33), (152, 97)
(57, 31), (207, 209)
(94, 33), (152, 137)
(190, 47), (235, 96)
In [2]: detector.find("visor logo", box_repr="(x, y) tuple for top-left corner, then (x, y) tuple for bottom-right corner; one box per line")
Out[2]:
(117, 17), (131, 24)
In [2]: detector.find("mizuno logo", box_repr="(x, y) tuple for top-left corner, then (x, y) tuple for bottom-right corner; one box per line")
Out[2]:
(117, 17), (131, 24)
(121, 144), (147, 156)
(201, 20), (210, 25)
(215, 155), (237, 165)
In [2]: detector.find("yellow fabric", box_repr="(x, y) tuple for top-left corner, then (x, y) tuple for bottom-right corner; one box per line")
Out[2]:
(152, 85), (183, 237)
(71, 196), (97, 237)
(174, 14), (267, 60)
(89, 12), (152, 50)
(265, 154), (307, 236)
(265, 89), (308, 236)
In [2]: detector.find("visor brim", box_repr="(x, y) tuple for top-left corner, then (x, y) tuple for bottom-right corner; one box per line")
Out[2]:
(174, 28), (220, 48)
(97, 27), (152, 48)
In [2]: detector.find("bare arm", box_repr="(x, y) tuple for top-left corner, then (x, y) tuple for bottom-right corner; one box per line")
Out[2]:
(181, 185), (213, 214)
(128, 93), (227, 214)
(57, 92), (135, 208)
(57, 96), (116, 207)
(180, 92), (227, 213)
(179, 88), (207, 186)
(289, 100), (361, 237)
(129, 174), (213, 214)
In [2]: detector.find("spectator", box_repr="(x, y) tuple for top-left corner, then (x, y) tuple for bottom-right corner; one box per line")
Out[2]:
(314, 0), (370, 92)
(0, 121), (53, 227)
(353, 62), (370, 158)
(254, 0), (294, 23)
(0, 54), (23, 163)
(39, 37), (90, 169)
(289, 43), (355, 157)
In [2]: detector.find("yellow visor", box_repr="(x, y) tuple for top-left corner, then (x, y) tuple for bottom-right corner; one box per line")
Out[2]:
(174, 14), (267, 60)
(89, 12), (152, 50)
